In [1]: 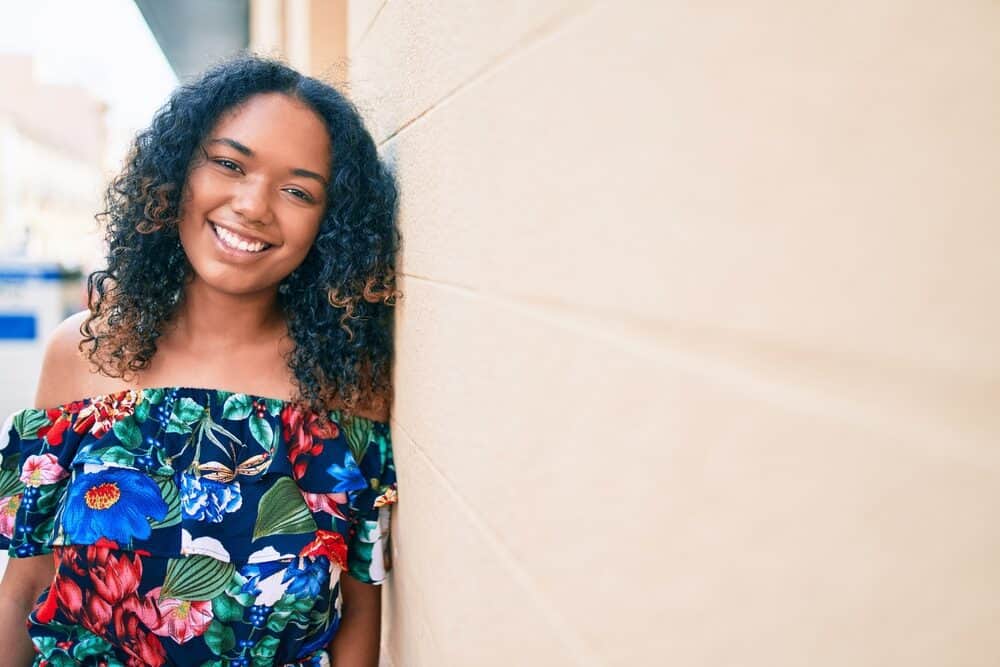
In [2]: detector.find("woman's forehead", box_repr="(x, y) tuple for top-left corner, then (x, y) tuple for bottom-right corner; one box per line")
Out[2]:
(209, 93), (331, 176)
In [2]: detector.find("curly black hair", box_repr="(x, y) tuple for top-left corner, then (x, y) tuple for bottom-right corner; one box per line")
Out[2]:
(82, 54), (401, 415)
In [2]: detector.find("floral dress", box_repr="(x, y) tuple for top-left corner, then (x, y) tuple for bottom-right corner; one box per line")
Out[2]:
(0, 387), (397, 667)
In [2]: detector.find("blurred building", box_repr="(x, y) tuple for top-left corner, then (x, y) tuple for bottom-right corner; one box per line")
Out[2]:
(135, 0), (345, 83)
(0, 54), (104, 415)
(0, 53), (105, 268)
(133, 0), (250, 82)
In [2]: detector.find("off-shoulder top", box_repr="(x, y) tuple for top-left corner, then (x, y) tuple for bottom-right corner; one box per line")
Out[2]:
(0, 386), (397, 667)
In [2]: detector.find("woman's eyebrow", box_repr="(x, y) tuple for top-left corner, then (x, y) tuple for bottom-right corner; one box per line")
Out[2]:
(208, 136), (328, 186)
(209, 137), (253, 156)
(290, 167), (328, 186)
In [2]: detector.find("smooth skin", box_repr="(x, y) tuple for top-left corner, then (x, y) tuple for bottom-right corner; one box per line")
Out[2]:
(0, 93), (386, 666)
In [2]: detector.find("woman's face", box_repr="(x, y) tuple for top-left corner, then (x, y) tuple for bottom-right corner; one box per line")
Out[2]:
(177, 92), (331, 297)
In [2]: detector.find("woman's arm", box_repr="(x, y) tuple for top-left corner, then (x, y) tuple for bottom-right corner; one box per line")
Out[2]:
(328, 574), (383, 666)
(0, 555), (55, 664)
(0, 313), (91, 663)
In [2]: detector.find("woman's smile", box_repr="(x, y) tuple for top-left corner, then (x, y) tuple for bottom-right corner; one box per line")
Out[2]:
(208, 220), (275, 258)
(177, 92), (331, 293)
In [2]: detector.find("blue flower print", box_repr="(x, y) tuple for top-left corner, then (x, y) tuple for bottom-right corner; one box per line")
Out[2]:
(300, 622), (339, 660)
(282, 557), (330, 599)
(325, 451), (367, 493)
(240, 560), (287, 598)
(180, 473), (243, 523)
(0, 386), (398, 663)
(62, 467), (168, 544)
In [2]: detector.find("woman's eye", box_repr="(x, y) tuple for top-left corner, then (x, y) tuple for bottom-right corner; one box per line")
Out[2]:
(285, 188), (314, 202)
(214, 158), (243, 173)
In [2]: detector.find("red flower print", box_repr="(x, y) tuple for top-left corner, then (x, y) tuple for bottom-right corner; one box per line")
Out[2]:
(50, 546), (166, 667)
(74, 390), (141, 439)
(114, 602), (168, 667)
(301, 490), (348, 519)
(141, 587), (214, 644)
(89, 548), (143, 605)
(282, 405), (339, 480)
(33, 575), (83, 624)
(37, 401), (86, 445)
(83, 591), (113, 633)
(299, 529), (348, 571)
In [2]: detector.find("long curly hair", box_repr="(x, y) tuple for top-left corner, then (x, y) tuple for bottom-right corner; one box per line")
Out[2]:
(81, 54), (401, 415)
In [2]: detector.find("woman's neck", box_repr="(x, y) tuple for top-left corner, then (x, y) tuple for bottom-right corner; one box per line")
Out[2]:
(167, 277), (288, 352)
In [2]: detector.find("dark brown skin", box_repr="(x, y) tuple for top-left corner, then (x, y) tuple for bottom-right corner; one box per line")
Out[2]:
(0, 93), (387, 666)
(0, 554), (55, 665)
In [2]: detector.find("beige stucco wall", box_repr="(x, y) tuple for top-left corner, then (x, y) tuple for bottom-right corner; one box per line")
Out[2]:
(345, 2), (1000, 665)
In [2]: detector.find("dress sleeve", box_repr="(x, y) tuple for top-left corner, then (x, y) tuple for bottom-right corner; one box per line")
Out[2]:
(345, 420), (397, 585)
(0, 408), (73, 557)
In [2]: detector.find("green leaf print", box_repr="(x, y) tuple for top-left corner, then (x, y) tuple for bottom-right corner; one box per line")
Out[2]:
(161, 556), (236, 600)
(264, 398), (283, 417)
(265, 594), (316, 635)
(167, 397), (206, 434)
(273, 591), (314, 619)
(34, 514), (56, 544)
(176, 397), (206, 423)
(204, 620), (236, 656)
(34, 484), (62, 515)
(349, 541), (375, 581)
(45, 653), (76, 667)
(112, 418), (142, 448)
(265, 607), (295, 632)
(144, 388), (166, 405)
(149, 476), (181, 529)
(31, 635), (58, 657)
(134, 399), (150, 423)
(342, 416), (373, 466)
(222, 394), (253, 420)
(250, 635), (281, 662)
(14, 409), (48, 440)
(249, 416), (273, 449)
(354, 519), (380, 544)
(0, 469), (23, 498)
(307, 608), (327, 632)
(252, 477), (317, 541)
(211, 592), (245, 623)
(166, 415), (193, 435)
(72, 633), (114, 660)
(93, 445), (136, 468)
(378, 430), (391, 470)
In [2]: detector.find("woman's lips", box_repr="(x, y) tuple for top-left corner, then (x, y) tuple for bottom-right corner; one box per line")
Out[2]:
(208, 221), (275, 259)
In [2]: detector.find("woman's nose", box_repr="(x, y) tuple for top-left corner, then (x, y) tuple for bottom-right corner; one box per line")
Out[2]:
(231, 177), (272, 224)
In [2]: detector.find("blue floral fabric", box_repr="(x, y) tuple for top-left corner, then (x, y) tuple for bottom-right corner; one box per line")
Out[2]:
(0, 387), (397, 667)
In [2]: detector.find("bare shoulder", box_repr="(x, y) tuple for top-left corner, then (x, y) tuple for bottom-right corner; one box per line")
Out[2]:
(33, 310), (118, 409)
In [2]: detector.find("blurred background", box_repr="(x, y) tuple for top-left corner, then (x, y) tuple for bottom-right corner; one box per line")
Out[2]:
(0, 0), (175, 416)
(2, 2), (1000, 666)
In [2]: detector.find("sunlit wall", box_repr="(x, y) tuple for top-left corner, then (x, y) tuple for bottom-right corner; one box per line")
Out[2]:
(345, 2), (1000, 666)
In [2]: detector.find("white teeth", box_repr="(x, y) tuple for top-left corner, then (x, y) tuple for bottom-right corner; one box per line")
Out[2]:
(212, 224), (268, 253)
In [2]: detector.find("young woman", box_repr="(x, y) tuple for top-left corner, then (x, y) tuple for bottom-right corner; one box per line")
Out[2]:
(0, 55), (400, 666)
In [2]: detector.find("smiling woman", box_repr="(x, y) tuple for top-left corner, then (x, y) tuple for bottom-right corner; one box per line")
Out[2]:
(179, 93), (332, 295)
(0, 55), (400, 667)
